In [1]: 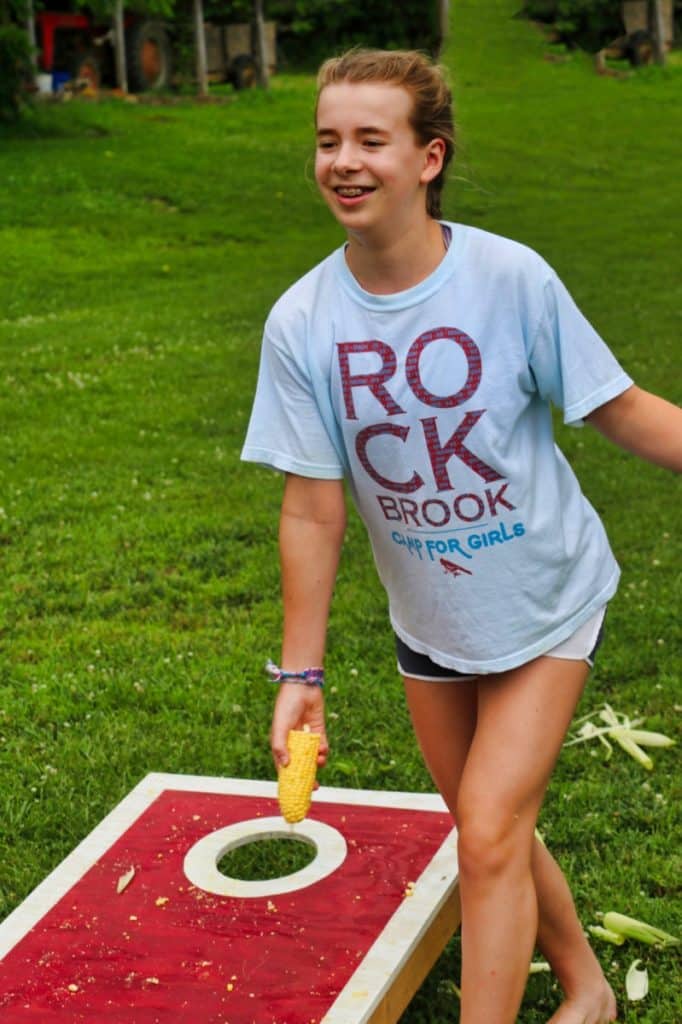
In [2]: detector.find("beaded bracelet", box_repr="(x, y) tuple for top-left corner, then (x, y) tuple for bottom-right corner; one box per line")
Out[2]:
(265, 659), (325, 688)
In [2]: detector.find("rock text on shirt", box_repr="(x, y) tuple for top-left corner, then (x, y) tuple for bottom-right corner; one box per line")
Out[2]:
(336, 326), (527, 576)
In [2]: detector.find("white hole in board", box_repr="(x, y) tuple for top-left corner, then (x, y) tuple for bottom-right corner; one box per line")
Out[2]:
(183, 816), (347, 898)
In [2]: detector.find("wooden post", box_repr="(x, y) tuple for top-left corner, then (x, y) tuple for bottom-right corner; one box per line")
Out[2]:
(650, 0), (667, 64)
(253, 0), (269, 88)
(193, 0), (209, 97)
(25, 0), (37, 75)
(437, 0), (450, 54)
(113, 0), (128, 93)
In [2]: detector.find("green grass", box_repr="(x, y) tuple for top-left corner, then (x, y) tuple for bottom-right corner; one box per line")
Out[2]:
(218, 836), (317, 880)
(0, 1), (680, 1020)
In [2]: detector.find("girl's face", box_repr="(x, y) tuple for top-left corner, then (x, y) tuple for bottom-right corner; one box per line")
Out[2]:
(315, 81), (443, 240)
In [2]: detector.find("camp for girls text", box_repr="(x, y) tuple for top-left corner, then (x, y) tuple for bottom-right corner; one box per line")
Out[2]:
(391, 522), (526, 562)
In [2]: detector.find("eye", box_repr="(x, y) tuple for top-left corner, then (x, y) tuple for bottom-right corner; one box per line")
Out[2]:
(316, 139), (336, 151)
(364, 139), (384, 148)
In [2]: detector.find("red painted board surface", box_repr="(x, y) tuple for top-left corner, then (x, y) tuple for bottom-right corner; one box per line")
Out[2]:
(0, 790), (453, 1023)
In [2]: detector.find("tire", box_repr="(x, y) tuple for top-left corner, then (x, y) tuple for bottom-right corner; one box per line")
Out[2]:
(126, 20), (172, 92)
(624, 30), (653, 67)
(229, 53), (257, 90)
(70, 49), (102, 90)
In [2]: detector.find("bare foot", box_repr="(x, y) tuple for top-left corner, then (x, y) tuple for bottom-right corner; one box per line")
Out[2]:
(546, 980), (617, 1024)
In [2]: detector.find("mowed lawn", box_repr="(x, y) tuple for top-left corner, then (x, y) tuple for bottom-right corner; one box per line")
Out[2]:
(0, 0), (680, 1019)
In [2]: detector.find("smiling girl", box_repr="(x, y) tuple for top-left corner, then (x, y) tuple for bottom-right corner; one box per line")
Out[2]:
(241, 49), (681, 1024)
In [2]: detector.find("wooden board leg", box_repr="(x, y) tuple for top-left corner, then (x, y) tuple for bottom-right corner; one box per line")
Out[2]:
(368, 884), (461, 1024)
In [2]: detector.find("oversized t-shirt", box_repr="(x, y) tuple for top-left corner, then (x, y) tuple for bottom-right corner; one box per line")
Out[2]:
(241, 223), (633, 674)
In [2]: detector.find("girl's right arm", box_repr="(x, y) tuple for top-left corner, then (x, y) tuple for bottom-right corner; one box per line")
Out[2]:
(586, 384), (682, 472)
(270, 474), (347, 770)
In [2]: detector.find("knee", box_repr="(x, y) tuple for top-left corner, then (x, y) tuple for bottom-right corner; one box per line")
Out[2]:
(456, 808), (530, 885)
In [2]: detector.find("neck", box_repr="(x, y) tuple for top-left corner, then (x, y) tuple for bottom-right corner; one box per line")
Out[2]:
(345, 216), (446, 295)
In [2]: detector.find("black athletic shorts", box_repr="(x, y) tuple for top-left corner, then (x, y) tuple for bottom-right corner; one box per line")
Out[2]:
(395, 613), (606, 681)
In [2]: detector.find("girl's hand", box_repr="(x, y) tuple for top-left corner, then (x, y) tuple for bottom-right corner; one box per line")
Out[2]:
(270, 682), (329, 771)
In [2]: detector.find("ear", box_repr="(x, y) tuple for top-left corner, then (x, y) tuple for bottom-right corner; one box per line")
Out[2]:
(420, 138), (446, 184)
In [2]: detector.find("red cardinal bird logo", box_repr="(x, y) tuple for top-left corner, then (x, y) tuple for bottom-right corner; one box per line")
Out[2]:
(440, 558), (473, 579)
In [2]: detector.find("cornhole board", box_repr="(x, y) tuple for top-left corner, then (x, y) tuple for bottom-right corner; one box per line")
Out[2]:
(0, 773), (460, 1023)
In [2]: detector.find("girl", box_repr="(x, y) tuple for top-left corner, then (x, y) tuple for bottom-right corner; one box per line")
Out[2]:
(241, 49), (681, 1024)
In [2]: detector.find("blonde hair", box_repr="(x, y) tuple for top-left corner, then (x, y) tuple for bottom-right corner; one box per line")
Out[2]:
(316, 48), (455, 219)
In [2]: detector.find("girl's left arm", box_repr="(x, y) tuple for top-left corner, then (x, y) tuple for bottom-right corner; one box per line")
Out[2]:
(586, 385), (682, 472)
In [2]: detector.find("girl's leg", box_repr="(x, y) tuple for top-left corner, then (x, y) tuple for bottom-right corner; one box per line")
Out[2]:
(533, 841), (616, 1024)
(402, 675), (478, 796)
(404, 661), (615, 1024)
(455, 657), (590, 1023)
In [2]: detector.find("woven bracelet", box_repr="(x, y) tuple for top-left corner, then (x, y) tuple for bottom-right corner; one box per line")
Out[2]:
(265, 659), (325, 688)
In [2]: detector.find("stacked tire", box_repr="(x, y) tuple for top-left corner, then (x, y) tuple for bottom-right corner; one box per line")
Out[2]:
(126, 20), (173, 91)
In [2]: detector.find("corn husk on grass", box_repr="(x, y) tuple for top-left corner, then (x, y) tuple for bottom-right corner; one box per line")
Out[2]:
(277, 726), (320, 824)
(601, 912), (679, 949)
(625, 959), (649, 1001)
(585, 917), (675, 946)
(589, 911), (678, 950)
(587, 925), (626, 946)
(587, 912), (678, 1003)
(564, 703), (675, 770)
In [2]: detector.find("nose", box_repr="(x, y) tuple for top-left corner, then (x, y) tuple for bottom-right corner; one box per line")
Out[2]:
(332, 140), (362, 174)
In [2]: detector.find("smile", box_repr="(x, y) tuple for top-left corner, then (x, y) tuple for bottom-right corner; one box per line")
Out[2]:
(334, 186), (375, 198)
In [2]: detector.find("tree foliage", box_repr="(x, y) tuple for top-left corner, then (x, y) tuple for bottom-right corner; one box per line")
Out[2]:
(70, 0), (176, 18)
(0, 23), (33, 118)
(521, 0), (625, 52)
(206, 0), (441, 66)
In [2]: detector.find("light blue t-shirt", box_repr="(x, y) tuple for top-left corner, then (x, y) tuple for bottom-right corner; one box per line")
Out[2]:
(241, 224), (633, 673)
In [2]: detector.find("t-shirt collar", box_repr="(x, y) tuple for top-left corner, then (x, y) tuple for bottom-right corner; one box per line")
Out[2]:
(335, 221), (463, 312)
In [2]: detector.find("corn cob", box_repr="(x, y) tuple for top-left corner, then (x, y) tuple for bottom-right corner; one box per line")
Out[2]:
(610, 731), (653, 771)
(602, 912), (679, 948)
(278, 727), (320, 824)
(564, 704), (675, 774)
(612, 728), (675, 748)
(588, 925), (626, 946)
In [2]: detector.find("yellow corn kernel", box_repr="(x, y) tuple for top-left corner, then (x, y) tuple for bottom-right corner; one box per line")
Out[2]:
(278, 728), (320, 824)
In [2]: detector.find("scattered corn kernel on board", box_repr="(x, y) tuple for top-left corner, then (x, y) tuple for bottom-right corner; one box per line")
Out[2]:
(0, 773), (460, 1023)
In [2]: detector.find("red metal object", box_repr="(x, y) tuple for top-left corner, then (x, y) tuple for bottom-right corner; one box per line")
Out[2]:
(34, 10), (135, 73)
(35, 12), (90, 71)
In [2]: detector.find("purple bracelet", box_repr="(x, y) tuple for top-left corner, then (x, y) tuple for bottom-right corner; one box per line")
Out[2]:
(265, 659), (325, 688)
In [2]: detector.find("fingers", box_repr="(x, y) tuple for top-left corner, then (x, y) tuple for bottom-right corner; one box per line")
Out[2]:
(315, 721), (330, 766)
(271, 729), (291, 769)
(271, 707), (297, 768)
(270, 683), (327, 771)
(271, 727), (329, 769)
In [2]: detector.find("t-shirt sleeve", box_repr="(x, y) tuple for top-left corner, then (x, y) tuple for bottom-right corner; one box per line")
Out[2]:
(528, 269), (634, 426)
(241, 317), (345, 478)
